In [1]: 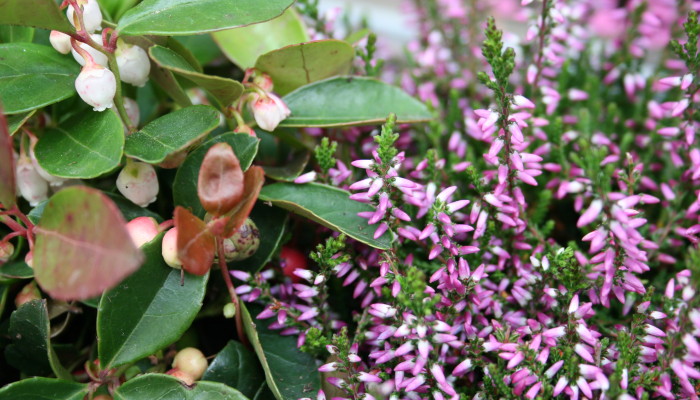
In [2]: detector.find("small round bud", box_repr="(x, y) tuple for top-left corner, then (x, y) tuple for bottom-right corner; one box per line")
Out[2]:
(71, 34), (108, 67)
(250, 93), (291, 132)
(172, 347), (208, 381)
(66, 0), (103, 33)
(0, 242), (14, 264)
(161, 228), (182, 269)
(50, 31), (72, 54)
(75, 62), (116, 112)
(252, 72), (274, 92)
(116, 41), (151, 87)
(220, 219), (260, 261)
(15, 153), (49, 206)
(166, 368), (195, 386)
(116, 160), (159, 207)
(123, 97), (140, 133)
(15, 281), (41, 308)
(126, 217), (159, 247)
(223, 303), (236, 319)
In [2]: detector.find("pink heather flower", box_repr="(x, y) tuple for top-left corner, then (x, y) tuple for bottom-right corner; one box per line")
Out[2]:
(294, 171), (317, 184)
(368, 303), (397, 319)
(577, 199), (603, 227)
(251, 93), (291, 131)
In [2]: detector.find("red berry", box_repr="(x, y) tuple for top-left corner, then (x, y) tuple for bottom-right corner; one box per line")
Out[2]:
(279, 246), (307, 283)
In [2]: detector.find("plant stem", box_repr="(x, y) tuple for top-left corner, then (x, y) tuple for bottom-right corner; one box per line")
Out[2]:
(216, 236), (250, 348)
(107, 55), (135, 132)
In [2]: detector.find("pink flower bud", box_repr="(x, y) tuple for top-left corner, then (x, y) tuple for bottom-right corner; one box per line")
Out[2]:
(75, 62), (116, 111)
(251, 93), (291, 132)
(71, 34), (108, 67)
(15, 153), (48, 206)
(253, 72), (274, 92)
(116, 41), (151, 87)
(66, 0), (103, 33)
(50, 31), (71, 54)
(116, 160), (159, 207)
(126, 216), (159, 247)
(161, 228), (182, 269)
(0, 242), (14, 264)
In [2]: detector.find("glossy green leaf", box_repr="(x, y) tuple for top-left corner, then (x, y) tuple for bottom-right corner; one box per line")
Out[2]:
(255, 40), (354, 95)
(212, 8), (309, 70)
(280, 76), (432, 127)
(149, 45), (243, 107)
(175, 35), (222, 66)
(114, 374), (249, 400)
(0, 261), (33, 279)
(237, 205), (287, 273)
(125, 105), (220, 163)
(0, 377), (88, 400)
(33, 187), (144, 300)
(0, 43), (79, 114)
(258, 183), (391, 249)
(242, 304), (321, 400)
(98, 234), (208, 368)
(0, 110), (15, 208)
(0, 0), (73, 32)
(35, 111), (124, 178)
(97, 0), (140, 21)
(203, 340), (265, 398)
(117, 0), (294, 36)
(0, 25), (35, 43)
(173, 133), (259, 217)
(4, 300), (71, 380)
(262, 151), (310, 182)
(7, 110), (35, 135)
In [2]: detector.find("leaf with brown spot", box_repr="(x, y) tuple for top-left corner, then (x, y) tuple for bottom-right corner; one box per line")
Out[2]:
(33, 187), (144, 301)
(0, 107), (16, 209)
(175, 206), (215, 276)
(223, 166), (265, 238)
(198, 142), (244, 217)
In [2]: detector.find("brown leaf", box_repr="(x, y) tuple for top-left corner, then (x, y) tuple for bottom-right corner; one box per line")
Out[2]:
(198, 142), (244, 217)
(175, 206), (215, 276)
(0, 106), (16, 209)
(223, 166), (265, 237)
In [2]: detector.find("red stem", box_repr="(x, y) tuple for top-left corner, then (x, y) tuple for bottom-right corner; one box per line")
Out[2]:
(216, 236), (250, 349)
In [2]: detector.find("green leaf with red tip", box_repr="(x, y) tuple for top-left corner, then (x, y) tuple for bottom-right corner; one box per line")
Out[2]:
(33, 186), (144, 301)
(198, 143), (244, 217)
(255, 40), (354, 95)
(175, 206), (215, 276)
(0, 0), (73, 32)
(0, 109), (15, 209)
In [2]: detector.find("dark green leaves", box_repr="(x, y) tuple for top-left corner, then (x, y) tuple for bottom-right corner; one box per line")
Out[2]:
(125, 105), (220, 163)
(149, 45), (243, 107)
(97, 234), (208, 368)
(4, 300), (70, 380)
(280, 77), (432, 127)
(35, 111), (124, 178)
(203, 341), (265, 398)
(0, 378), (88, 400)
(0, 0), (72, 32)
(33, 187), (144, 301)
(114, 374), (249, 400)
(256, 40), (354, 95)
(0, 43), (79, 114)
(173, 133), (259, 217)
(117, 0), (295, 36)
(259, 183), (391, 249)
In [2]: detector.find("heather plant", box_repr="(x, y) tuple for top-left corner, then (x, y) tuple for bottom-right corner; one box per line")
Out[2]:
(1, 0), (700, 399)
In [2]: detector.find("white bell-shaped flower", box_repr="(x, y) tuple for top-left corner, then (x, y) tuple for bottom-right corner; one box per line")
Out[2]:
(66, 0), (103, 33)
(250, 93), (291, 132)
(15, 154), (48, 206)
(71, 33), (108, 67)
(75, 60), (116, 112)
(49, 31), (71, 54)
(116, 160), (159, 207)
(116, 41), (151, 87)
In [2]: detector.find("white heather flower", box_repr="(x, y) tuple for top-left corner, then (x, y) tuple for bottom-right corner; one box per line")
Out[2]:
(71, 33), (108, 67)
(66, 0), (103, 33)
(251, 93), (291, 131)
(15, 154), (48, 206)
(116, 41), (151, 87)
(49, 31), (71, 54)
(116, 160), (159, 207)
(75, 61), (116, 111)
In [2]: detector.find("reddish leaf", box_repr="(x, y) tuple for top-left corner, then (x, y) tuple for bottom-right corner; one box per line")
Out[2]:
(33, 187), (144, 300)
(223, 166), (265, 237)
(174, 206), (215, 276)
(197, 142), (244, 217)
(0, 107), (16, 209)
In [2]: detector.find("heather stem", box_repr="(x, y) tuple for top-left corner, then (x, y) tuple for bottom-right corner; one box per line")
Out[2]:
(532, 0), (550, 89)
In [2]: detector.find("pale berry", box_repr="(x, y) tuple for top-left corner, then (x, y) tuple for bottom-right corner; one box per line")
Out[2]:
(220, 218), (260, 261)
(172, 347), (208, 381)
(126, 217), (159, 247)
(161, 228), (182, 269)
(66, 0), (103, 33)
(116, 41), (151, 87)
(116, 160), (159, 207)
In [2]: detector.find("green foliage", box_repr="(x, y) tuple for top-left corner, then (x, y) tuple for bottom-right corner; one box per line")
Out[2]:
(358, 33), (384, 77)
(314, 137), (338, 174)
(375, 113), (399, 167)
(478, 17), (516, 90)
(671, 11), (700, 71)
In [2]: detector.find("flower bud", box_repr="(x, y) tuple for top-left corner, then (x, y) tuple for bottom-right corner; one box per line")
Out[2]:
(0, 241), (14, 264)
(172, 347), (208, 381)
(250, 93), (291, 132)
(220, 218), (260, 261)
(15, 281), (41, 308)
(223, 302), (236, 318)
(126, 217), (159, 247)
(116, 160), (159, 207)
(233, 124), (255, 136)
(66, 0), (103, 33)
(161, 228), (182, 269)
(71, 34), (108, 67)
(253, 72), (274, 92)
(123, 97), (140, 133)
(75, 62), (116, 111)
(15, 153), (49, 206)
(50, 31), (72, 54)
(116, 41), (151, 87)
(166, 368), (195, 386)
